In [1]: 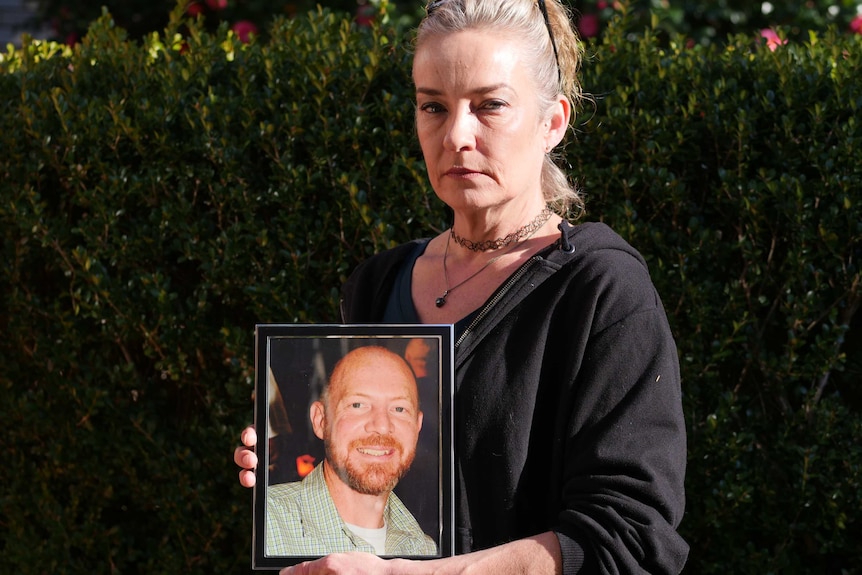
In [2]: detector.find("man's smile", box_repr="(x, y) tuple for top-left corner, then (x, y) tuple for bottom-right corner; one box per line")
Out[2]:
(357, 446), (395, 457)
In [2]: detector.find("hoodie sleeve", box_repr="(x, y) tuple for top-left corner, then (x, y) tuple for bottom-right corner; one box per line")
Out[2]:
(553, 247), (688, 574)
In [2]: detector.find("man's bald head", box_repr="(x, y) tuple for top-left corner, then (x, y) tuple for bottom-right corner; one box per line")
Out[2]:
(322, 346), (419, 410)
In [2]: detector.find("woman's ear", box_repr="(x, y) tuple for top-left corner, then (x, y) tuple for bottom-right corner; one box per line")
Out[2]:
(546, 94), (571, 149)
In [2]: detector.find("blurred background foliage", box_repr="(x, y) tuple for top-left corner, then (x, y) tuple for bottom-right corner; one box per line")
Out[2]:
(21, 0), (862, 46)
(1, 1), (861, 574)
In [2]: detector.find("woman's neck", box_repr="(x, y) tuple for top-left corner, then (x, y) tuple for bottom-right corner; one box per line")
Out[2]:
(450, 202), (553, 249)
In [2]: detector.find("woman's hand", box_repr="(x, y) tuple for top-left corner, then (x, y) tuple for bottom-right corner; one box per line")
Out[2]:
(234, 426), (258, 488)
(277, 533), (562, 575)
(279, 553), (394, 575)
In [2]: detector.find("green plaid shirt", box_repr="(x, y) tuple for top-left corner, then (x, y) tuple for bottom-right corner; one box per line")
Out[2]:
(265, 463), (438, 557)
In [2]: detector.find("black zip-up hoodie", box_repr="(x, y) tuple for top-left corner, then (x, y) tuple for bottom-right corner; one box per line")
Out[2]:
(341, 221), (689, 574)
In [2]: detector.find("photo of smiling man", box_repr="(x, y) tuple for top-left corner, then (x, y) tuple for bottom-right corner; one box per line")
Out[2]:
(265, 345), (438, 557)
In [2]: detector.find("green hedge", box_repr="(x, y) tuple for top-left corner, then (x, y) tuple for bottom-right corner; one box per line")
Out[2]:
(582, 13), (862, 572)
(1, 7), (860, 574)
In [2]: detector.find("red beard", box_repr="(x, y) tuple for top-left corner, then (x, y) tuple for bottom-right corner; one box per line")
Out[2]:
(326, 434), (416, 496)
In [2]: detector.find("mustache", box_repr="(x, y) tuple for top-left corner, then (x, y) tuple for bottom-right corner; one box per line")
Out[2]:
(350, 434), (403, 452)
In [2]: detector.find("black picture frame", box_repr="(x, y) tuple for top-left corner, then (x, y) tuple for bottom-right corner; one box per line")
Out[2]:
(252, 324), (455, 570)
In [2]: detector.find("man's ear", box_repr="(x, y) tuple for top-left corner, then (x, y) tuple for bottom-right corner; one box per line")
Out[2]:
(416, 410), (424, 434)
(310, 401), (326, 440)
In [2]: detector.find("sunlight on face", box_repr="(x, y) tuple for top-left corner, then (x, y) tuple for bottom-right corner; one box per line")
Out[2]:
(413, 30), (551, 216)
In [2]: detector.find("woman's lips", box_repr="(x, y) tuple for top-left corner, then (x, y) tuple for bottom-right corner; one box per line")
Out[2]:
(445, 166), (482, 178)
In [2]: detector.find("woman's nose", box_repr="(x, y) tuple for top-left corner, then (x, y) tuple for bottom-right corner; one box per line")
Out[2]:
(443, 106), (477, 152)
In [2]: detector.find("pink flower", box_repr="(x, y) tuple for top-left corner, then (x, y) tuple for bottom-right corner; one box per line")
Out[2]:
(597, 0), (608, 9)
(760, 28), (787, 51)
(355, 5), (375, 27)
(231, 20), (258, 43)
(205, 0), (228, 11)
(850, 15), (862, 35)
(579, 13), (600, 38)
(187, 2), (205, 17)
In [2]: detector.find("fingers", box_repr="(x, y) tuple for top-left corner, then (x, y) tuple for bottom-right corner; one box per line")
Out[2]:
(278, 553), (386, 575)
(234, 425), (258, 468)
(241, 426), (257, 447)
(280, 560), (314, 575)
(239, 467), (256, 488)
(233, 445), (258, 468)
(235, 425), (258, 488)
(235, 444), (257, 488)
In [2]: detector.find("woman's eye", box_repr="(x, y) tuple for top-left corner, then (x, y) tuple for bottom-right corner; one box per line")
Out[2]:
(419, 102), (444, 114)
(482, 99), (506, 111)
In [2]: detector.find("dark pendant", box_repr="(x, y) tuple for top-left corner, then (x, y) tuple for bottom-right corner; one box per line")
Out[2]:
(435, 296), (447, 308)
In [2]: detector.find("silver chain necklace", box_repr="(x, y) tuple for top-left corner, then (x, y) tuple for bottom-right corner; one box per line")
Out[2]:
(435, 209), (552, 308)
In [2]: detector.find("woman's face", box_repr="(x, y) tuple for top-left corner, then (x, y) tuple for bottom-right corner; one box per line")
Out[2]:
(413, 29), (561, 216)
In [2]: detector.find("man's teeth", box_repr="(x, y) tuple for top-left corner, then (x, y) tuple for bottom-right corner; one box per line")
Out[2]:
(358, 448), (390, 456)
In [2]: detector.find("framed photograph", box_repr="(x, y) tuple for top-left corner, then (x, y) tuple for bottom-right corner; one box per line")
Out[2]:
(252, 324), (455, 569)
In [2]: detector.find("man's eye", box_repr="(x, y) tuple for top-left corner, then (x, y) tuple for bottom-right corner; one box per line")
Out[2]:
(351, 402), (363, 409)
(393, 406), (406, 413)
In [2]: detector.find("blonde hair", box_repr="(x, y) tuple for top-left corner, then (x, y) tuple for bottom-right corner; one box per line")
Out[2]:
(415, 0), (585, 218)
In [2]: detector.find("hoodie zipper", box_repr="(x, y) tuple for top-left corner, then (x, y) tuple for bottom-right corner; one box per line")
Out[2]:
(454, 255), (544, 349)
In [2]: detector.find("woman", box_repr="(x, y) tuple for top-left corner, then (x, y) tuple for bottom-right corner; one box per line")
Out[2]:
(236, 0), (689, 572)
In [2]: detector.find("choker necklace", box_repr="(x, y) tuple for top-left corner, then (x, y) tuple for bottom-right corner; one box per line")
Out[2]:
(451, 208), (553, 252)
(436, 208), (552, 308)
